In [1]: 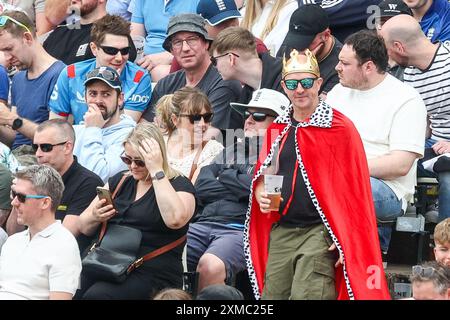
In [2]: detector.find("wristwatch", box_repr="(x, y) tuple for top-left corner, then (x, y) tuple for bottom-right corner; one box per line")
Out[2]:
(151, 171), (165, 181)
(11, 118), (23, 130)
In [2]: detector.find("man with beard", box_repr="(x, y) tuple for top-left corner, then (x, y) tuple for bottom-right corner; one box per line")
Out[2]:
(43, 0), (136, 65)
(326, 30), (427, 256)
(48, 14), (150, 123)
(72, 66), (136, 182)
(0, 10), (65, 151)
(276, 5), (341, 98)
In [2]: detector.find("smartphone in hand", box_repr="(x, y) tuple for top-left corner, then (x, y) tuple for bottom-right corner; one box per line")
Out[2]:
(96, 187), (115, 209)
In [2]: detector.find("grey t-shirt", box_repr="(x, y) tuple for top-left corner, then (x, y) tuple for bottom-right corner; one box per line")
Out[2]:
(142, 64), (242, 130)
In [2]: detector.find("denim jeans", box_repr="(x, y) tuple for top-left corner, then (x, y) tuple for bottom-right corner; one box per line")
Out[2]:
(370, 177), (403, 252)
(418, 138), (450, 221)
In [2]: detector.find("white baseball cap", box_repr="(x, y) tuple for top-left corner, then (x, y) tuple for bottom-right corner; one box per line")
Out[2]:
(230, 89), (290, 117)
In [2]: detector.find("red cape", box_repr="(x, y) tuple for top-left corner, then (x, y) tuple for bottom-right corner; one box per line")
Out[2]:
(244, 102), (390, 300)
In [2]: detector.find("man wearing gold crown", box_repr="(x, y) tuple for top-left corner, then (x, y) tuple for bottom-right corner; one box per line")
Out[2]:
(243, 48), (390, 300)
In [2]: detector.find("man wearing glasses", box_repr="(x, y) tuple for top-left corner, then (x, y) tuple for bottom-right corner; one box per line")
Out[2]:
(0, 11), (65, 152)
(140, 13), (242, 141)
(246, 49), (389, 299)
(210, 26), (283, 132)
(6, 119), (102, 254)
(71, 66), (136, 183)
(0, 165), (82, 300)
(48, 14), (150, 123)
(326, 30), (427, 257)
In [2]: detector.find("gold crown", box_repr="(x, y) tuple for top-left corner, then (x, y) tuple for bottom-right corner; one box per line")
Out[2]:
(282, 49), (320, 79)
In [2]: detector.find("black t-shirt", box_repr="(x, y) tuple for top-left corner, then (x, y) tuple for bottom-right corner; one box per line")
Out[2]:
(58, 157), (103, 252)
(142, 64), (242, 131)
(43, 24), (137, 65)
(57, 157), (103, 220)
(107, 172), (195, 287)
(277, 119), (321, 227)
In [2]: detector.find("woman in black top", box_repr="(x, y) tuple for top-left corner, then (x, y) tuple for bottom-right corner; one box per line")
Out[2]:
(75, 123), (196, 299)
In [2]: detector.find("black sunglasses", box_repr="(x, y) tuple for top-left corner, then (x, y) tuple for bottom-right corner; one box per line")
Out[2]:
(32, 141), (67, 153)
(210, 52), (240, 67)
(179, 113), (214, 124)
(11, 190), (48, 203)
(283, 78), (317, 90)
(99, 45), (130, 56)
(244, 110), (272, 122)
(120, 154), (146, 167)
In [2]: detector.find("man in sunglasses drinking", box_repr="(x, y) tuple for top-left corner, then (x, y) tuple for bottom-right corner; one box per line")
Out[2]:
(48, 14), (150, 123)
(246, 49), (389, 299)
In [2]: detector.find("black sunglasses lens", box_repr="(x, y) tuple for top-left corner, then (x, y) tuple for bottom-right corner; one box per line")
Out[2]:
(135, 160), (146, 167)
(11, 191), (25, 203)
(188, 115), (202, 124)
(203, 113), (213, 123)
(252, 113), (267, 122)
(244, 111), (251, 119)
(31, 144), (38, 152)
(102, 46), (129, 56)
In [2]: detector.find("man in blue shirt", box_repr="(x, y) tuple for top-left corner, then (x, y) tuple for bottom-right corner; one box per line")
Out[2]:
(404, 0), (450, 44)
(49, 14), (151, 124)
(0, 10), (65, 149)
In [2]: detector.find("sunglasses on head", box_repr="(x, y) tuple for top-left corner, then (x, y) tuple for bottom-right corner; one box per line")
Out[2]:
(244, 110), (272, 122)
(179, 113), (214, 124)
(120, 154), (146, 167)
(11, 190), (48, 203)
(210, 52), (240, 67)
(32, 141), (67, 153)
(99, 45), (130, 56)
(412, 265), (447, 279)
(0, 15), (31, 33)
(283, 78), (317, 90)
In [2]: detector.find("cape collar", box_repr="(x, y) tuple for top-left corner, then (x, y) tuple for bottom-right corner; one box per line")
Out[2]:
(275, 99), (333, 128)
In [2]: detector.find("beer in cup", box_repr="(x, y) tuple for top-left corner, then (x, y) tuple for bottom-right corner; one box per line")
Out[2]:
(264, 174), (283, 211)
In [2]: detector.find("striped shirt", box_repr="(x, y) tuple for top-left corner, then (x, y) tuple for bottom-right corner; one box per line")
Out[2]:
(404, 43), (450, 141)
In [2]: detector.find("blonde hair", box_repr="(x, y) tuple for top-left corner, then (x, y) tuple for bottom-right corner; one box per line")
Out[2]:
(123, 122), (180, 179)
(153, 288), (192, 300)
(210, 26), (257, 56)
(241, 0), (289, 40)
(434, 218), (450, 245)
(156, 87), (212, 136)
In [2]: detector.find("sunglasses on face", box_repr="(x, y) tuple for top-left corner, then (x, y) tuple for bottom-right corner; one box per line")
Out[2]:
(32, 141), (67, 153)
(99, 45), (130, 56)
(120, 154), (146, 167)
(179, 113), (214, 124)
(11, 190), (48, 203)
(0, 15), (31, 33)
(244, 110), (272, 122)
(283, 78), (317, 90)
(210, 52), (240, 67)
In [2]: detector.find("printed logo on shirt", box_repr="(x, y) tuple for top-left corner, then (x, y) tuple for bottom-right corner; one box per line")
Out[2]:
(427, 28), (435, 40)
(76, 43), (89, 57)
(129, 94), (149, 103)
(76, 91), (85, 103)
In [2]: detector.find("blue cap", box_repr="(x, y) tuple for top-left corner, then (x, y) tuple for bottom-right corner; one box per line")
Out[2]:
(197, 0), (241, 26)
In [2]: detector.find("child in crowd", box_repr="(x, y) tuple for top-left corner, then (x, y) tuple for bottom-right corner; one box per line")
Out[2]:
(434, 218), (450, 267)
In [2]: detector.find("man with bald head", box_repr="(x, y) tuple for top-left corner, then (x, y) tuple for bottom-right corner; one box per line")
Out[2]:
(380, 14), (450, 221)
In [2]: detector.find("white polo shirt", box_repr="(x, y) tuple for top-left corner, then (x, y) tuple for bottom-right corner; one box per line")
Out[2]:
(0, 221), (81, 300)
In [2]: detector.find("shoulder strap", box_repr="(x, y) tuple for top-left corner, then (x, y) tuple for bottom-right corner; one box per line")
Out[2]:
(97, 173), (129, 243)
(67, 64), (76, 78)
(188, 141), (207, 180)
(127, 235), (187, 274)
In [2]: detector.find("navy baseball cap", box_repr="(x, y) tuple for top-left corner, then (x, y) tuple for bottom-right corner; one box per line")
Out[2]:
(282, 5), (329, 51)
(378, 0), (413, 17)
(84, 66), (122, 91)
(197, 0), (241, 26)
